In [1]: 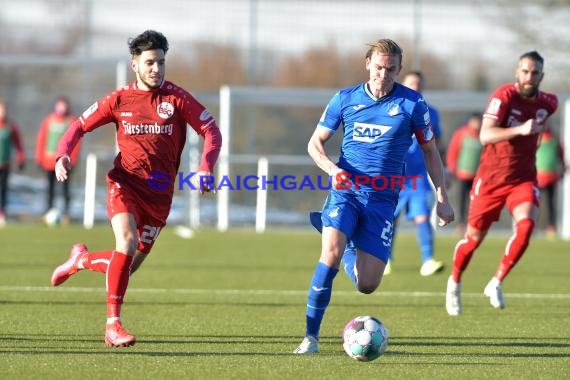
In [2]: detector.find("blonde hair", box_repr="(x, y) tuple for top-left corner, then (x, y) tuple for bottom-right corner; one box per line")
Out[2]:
(365, 39), (403, 65)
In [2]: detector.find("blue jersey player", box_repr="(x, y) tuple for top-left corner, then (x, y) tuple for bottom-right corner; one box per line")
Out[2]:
(294, 39), (454, 354)
(311, 72), (446, 277)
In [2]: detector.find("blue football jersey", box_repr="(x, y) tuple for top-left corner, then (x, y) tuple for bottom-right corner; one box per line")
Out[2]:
(402, 104), (442, 191)
(318, 82), (433, 192)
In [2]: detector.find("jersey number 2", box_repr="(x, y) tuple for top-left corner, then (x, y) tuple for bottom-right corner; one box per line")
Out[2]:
(380, 220), (393, 247)
(140, 225), (161, 244)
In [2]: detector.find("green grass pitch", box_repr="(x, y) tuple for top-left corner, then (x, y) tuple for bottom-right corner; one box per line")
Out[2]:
(1, 225), (569, 379)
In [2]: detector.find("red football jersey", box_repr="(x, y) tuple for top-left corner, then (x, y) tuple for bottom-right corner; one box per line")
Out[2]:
(477, 83), (558, 183)
(77, 80), (219, 201)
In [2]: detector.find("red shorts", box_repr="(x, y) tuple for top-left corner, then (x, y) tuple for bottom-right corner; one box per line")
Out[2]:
(468, 178), (540, 231)
(107, 180), (169, 254)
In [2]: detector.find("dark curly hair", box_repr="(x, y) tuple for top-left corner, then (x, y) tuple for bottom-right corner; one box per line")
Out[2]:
(519, 50), (544, 66)
(128, 30), (169, 57)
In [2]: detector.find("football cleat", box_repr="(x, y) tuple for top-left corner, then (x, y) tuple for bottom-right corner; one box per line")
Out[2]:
(293, 336), (318, 354)
(105, 321), (136, 348)
(446, 276), (462, 316)
(484, 278), (506, 309)
(50, 243), (88, 286)
(420, 259), (444, 276)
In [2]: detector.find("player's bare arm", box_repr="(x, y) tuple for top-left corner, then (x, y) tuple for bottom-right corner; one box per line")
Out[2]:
(420, 140), (454, 227)
(479, 117), (542, 145)
(307, 127), (344, 186)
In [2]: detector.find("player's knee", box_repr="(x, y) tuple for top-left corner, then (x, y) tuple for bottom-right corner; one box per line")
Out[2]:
(516, 218), (535, 240)
(456, 233), (481, 254)
(464, 229), (485, 246)
(116, 237), (138, 255)
(356, 279), (380, 294)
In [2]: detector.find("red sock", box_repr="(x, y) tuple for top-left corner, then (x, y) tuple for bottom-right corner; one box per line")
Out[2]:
(451, 235), (481, 282)
(106, 251), (133, 319)
(81, 250), (113, 273)
(495, 219), (534, 281)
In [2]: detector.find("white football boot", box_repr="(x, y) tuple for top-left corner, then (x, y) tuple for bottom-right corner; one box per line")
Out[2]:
(293, 336), (318, 354)
(484, 277), (506, 309)
(420, 259), (444, 276)
(446, 276), (462, 316)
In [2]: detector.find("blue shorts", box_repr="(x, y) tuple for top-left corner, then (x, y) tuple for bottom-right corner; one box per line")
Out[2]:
(394, 188), (433, 220)
(320, 189), (396, 263)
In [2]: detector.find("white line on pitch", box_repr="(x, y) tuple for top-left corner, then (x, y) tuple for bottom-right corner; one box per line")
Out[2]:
(0, 285), (569, 300)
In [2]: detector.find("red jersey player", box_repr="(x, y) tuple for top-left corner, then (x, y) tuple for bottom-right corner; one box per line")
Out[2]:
(446, 51), (558, 316)
(50, 30), (222, 347)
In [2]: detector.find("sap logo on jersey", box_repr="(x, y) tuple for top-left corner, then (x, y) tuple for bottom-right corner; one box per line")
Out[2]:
(352, 122), (392, 143)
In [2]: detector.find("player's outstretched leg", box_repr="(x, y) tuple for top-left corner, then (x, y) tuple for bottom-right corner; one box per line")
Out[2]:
(293, 261), (338, 354)
(50, 243), (89, 286)
(309, 211), (356, 285)
(104, 251), (135, 347)
(483, 218), (534, 310)
(446, 235), (481, 315)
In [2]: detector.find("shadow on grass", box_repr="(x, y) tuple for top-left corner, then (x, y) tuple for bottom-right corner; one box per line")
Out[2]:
(0, 349), (305, 357)
(1, 334), (301, 345)
(392, 336), (570, 349)
(0, 299), (303, 308)
(2, 334), (569, 360)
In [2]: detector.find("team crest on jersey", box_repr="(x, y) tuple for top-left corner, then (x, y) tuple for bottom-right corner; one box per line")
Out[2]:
(328, 207), (339, 218)
(387, 103), (399, 116)
(353, 122), (392, 143)
(157, 102), (174, 119)
(536, 108), (548, 123)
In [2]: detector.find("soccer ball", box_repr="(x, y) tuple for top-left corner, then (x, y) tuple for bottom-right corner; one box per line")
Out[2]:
(343, 316), (388, 362)
(44, 208), (62, 227)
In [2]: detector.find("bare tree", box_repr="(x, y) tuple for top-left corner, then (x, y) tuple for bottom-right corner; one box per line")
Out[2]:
(475, 0), (570, 90)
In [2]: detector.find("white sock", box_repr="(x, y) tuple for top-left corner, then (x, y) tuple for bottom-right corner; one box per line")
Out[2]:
(106, 317), (120, 324)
